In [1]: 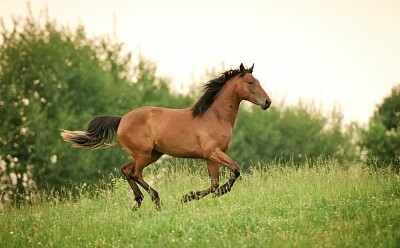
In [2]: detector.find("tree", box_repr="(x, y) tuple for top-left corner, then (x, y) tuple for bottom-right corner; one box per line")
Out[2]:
(378, 85), (400, 131)
(360, 85), (400, 168)
(0, 13), (133, 201)
(228, 101), (356, 167)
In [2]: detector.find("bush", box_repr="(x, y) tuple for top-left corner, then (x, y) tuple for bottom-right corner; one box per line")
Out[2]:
(228, 101), (356, 167)
(360, 85), (400, 169)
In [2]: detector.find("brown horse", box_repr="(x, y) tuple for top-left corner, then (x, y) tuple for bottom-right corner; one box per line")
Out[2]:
(61, 63), (271, 210)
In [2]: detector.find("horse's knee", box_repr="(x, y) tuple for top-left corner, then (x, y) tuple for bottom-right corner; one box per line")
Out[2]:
(233, 168), (240, 178)
(231, 164), (240, 178)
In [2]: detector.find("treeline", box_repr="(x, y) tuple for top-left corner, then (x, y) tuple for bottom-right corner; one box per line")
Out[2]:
(229, 102), (356, 164)
(0, 14), (399, 204)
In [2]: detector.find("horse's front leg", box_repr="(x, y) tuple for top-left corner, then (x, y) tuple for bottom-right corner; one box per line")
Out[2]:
(181, 161), (220, 203)
(208, 148), (240, 197)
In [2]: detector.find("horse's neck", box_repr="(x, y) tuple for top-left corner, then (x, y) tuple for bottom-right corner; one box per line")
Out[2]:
(209, 81), (241, 128)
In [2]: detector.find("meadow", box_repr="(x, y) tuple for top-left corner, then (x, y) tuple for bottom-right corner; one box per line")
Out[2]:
(1, 159), (399, 248)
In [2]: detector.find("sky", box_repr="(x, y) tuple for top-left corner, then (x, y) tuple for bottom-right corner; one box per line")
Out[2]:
(1, 0), (399, 125)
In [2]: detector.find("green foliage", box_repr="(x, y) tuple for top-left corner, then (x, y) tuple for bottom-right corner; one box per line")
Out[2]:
(0, 15), (131, 193)
(1, 161), (399, 247)
(378, 85), (400, 131)
(229, 102), (356, 166)
(360, 85), (400, 169)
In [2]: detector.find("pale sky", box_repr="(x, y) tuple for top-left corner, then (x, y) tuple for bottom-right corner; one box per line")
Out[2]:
(1, 0), (400, 124)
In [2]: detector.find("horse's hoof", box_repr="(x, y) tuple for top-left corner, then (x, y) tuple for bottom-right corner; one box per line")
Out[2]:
(181, 191), (200, 203)
(153, 198), (162, 211)
(213, 191), (221, 198)
(213, 185), (230, 197)
(181, 193), (191, 203)
(154, 203), (161, 211)
(132, 201), (141, 211)
(213, 187), (222, 197)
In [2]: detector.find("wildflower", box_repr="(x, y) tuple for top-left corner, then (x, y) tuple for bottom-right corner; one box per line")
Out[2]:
(0, 159), (6, 172)
(20, 127), (28, 135)
(10, 173), (18, 185)
(50, 155), (57, 164)
(21, 98), (29, 106)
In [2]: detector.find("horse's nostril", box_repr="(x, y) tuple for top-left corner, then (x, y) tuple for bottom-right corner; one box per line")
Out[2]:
(261, 99), (271, 110)
(266, 99), (272, 107)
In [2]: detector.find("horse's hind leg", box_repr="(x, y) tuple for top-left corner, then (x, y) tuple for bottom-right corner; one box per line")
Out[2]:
(182, 160), (220, 203)
(121, 161), (144, 210)
(129, 150), (163, 211)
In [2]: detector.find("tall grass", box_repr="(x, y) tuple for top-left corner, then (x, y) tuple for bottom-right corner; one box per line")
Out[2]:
(1, 159), (399, 247)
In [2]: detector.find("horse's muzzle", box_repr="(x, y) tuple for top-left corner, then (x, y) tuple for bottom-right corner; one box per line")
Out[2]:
(261, 99), (272, 110)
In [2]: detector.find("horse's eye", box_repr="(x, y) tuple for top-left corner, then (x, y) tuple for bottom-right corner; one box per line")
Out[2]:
(247, 81), (253, 85)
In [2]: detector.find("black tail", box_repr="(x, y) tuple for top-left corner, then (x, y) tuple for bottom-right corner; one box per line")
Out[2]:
(61, 116), (122, 149)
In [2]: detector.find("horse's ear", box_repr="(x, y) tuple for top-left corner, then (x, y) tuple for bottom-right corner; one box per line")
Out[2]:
(249, 63), (254, 74)
(240, 63), (245, 72)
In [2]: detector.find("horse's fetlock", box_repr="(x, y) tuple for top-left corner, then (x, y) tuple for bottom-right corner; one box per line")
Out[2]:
(211, 179), (219, 190)
(151, 193), (159, 201)
(134, 195), (143, 203)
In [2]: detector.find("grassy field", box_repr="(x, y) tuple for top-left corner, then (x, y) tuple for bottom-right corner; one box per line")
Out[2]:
(1, 160), (400, 247)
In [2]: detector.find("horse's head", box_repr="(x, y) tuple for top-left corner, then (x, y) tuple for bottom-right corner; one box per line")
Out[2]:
(235, 63), (271, 110)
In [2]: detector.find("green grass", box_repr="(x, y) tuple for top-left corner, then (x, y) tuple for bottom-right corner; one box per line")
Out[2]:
(1, 160), (400, 247)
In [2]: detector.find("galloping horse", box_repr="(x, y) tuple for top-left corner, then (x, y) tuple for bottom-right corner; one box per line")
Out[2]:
(61, 63), (271, 210)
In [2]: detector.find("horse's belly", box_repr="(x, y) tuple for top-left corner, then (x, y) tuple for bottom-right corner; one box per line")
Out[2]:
(154, 130), (231, 159)
(154, 141), (203, 158)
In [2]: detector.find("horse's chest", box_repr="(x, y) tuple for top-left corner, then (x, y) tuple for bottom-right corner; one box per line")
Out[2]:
(215, 127), (233, 150)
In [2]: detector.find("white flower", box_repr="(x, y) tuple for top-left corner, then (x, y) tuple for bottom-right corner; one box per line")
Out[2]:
(10, 173), (18, 186)
(0, 159), (6, 172)
(20, 127), (28, 135)
(21, 98), (29, 106)
(50, 155), (58, 164)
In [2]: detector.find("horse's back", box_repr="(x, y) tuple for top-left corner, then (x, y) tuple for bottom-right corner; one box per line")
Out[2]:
(119, 106), (192, 128)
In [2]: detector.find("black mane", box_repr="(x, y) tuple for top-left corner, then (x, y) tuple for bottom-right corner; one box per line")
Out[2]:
(191, 66), (251, 117)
